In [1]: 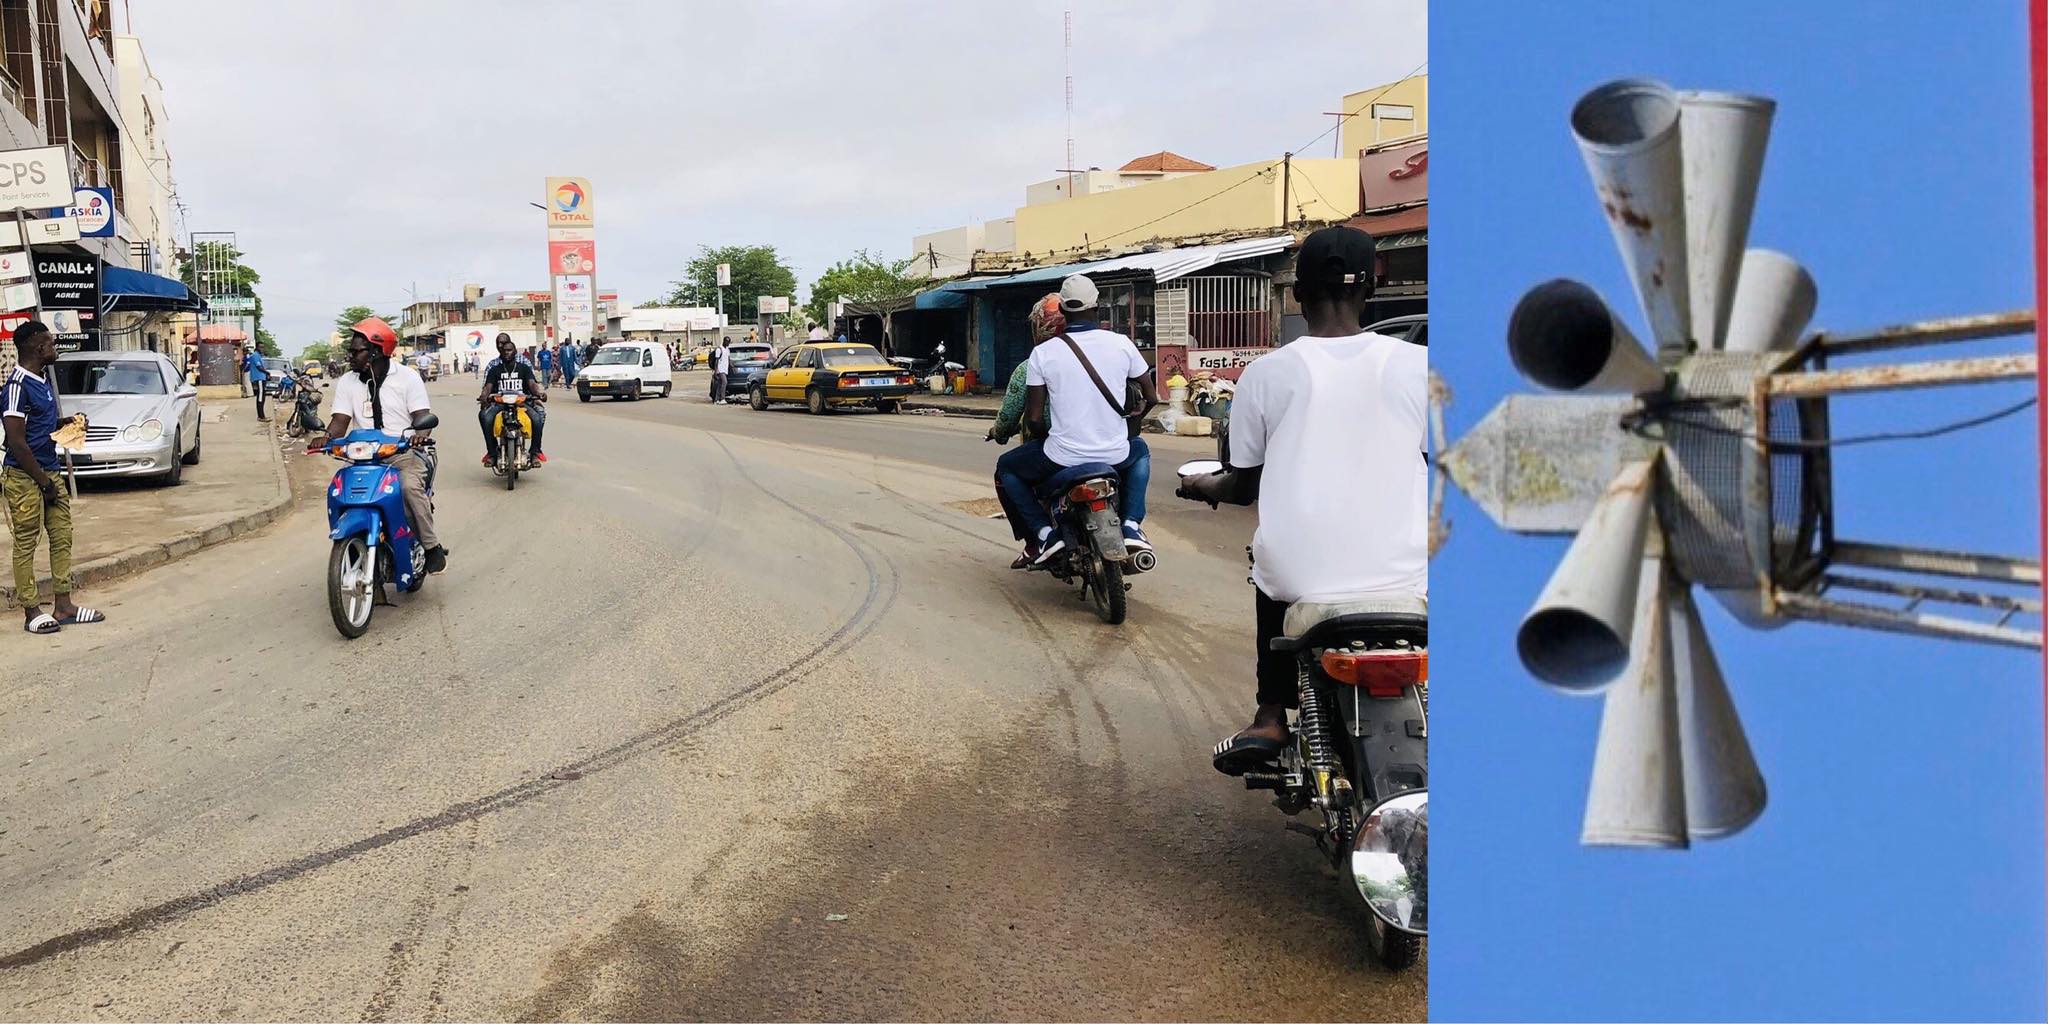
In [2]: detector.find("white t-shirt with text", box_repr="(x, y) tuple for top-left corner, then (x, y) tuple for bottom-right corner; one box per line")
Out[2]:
(329, 363), (433, 436)
(1025, 327), (1147, 467)
(1229, 331), (1427, 604)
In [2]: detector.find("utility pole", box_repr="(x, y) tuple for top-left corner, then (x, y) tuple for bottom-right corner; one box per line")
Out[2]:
(1280, 152), (1293, 229)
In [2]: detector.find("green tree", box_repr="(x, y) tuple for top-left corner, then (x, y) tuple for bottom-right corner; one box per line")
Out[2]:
(178, 240), (265, 337)
(300, 342), (333, 365)
(254, 327), (280, 358)
(666, 245), (797, 321)
(636, 298), (667, 309)
(805, 250), (924, 336)
(334, 305), (378, 338)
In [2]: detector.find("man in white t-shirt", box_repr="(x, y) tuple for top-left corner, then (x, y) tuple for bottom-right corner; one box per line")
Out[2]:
(807, 322), (828, 342)
(1178, 226), (1426, 775)
(313, 317), (449, 574)
(996, 274), (1160, 564)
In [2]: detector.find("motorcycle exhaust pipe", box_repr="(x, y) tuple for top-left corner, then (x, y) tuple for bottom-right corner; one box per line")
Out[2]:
(1129, 549), (1157, 573)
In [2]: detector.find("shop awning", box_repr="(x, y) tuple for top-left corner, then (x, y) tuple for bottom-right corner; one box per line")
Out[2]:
(100, 265), (206, 314)
(945, 234), (1298, 293)
(913, 285), (970, 310)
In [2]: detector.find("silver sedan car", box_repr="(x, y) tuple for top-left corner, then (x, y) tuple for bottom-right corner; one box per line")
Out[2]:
(50, 350), (202, 486)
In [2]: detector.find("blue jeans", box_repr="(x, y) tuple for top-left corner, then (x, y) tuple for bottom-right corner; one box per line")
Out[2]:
(996, 437), (1150, 543)
(479, 402), (546, 457)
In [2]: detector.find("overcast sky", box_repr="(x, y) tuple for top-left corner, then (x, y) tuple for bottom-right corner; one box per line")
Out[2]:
(127, 0), (1423, 350)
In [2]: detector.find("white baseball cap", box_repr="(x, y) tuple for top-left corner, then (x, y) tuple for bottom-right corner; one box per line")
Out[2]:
(1058, 274), (1099, 313)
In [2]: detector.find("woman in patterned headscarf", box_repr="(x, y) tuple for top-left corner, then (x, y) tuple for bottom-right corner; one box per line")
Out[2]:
(987, 293), (1067, 566)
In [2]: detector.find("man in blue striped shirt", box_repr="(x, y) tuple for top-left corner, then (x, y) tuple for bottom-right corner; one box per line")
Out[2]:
(4, 321), (101, 634)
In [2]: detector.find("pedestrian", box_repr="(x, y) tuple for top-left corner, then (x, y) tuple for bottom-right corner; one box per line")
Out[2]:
(807, 321), (827, 342)
(709, 338), (730, 403)
(4, 320), (103, 635)
(243, 345), (270, 420)
(538, 343), (554, 389)
(559, 338), (579, 385)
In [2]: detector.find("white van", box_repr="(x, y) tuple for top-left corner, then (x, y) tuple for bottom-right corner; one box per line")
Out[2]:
(577, 340), (674, 401)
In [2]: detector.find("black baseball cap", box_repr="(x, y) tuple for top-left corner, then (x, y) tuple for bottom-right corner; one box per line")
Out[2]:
(1295, 224), (1377, 286)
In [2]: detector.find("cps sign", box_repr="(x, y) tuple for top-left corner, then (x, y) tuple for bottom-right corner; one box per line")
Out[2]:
(0, 146), (74, 212)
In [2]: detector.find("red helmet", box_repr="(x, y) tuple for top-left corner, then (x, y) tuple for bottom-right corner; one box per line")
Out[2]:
(350, 317), (399, 357)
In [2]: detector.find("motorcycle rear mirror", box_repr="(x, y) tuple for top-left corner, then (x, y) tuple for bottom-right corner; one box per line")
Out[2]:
(1351, 790), (1427, 936)
(1176, 459), (1224, 478)
(412, 412), (441, 431)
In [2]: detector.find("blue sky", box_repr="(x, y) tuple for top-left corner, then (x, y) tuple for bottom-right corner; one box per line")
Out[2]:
(1431, 3), (2044, 1020)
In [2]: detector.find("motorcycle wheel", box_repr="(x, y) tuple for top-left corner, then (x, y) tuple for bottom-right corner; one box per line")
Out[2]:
(506, 437), (520, 491)
(328, 537), (375, 638)
(1091, 556), (1127, 625)
(1366, 913), (1421, 971)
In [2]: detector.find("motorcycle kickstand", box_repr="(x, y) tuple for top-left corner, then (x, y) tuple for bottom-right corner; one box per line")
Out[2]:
(1284, 819), (1333, 855)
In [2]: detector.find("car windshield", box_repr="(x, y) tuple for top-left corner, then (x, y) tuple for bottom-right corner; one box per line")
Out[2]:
(55, 360), (164, 395)
(591, 347), (641, 365)
(818, 345), (885, 367)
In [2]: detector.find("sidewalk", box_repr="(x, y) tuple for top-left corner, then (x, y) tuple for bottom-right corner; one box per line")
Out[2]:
(903, 393), (1004, 419)
(1, 398), (293, 608)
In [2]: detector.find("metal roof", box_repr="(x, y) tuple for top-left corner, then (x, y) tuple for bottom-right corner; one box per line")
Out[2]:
(944, 234), (1297, 293)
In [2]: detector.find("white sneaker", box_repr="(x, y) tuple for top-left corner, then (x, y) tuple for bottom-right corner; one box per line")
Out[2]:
(1031, 527), (1066, 565)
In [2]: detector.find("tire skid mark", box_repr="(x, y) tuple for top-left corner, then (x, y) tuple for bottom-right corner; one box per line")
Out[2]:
(0, 438), (892, 974)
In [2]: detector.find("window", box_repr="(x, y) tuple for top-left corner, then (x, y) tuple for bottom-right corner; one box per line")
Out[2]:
(641, 349), (653, 367)
(819, 345), (885, 367)
(772, 349), (796, 369)
(797, 348), (819, 369)
(55, 359), (165, 395)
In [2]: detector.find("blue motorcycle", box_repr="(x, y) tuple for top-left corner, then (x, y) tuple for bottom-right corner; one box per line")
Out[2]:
(323, 420), (438, 638)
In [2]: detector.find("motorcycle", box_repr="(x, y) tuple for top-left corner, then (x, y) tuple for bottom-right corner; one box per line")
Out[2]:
(1176, 458), (1428, 970)
(487, 393), (537, 490)
(285, 372), (324, 439)
(1026, 461), (1156, 625)
(324, 419), (439, 639)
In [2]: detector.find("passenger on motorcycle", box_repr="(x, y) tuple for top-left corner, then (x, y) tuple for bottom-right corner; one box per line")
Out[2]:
(312, 317), (449, 574)
(1177, 226), (1427, 774)
(478, 333), (548, 467)
(993, 275), (1159, 567)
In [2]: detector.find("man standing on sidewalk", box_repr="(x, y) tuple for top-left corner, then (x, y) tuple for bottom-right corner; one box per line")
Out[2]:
(709, 338), (730, 403)
(242, 346), (270, 420)
(4, 321), (102, 635)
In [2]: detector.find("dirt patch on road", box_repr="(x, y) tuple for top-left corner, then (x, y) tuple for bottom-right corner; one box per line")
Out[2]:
(942, 498), (1006, 519)
(514, 706), (1425, 1023)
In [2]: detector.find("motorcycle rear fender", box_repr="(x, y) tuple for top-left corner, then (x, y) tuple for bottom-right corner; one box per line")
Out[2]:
(1334, 676), (1427, 806)
(1085, 504), (1126, 561)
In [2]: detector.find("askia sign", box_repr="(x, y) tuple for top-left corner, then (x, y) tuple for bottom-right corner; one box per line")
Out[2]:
(64, 187), (113, 237)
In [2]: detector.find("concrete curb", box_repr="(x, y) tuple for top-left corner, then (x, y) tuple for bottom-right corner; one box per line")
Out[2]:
(1, 420), (297, 608)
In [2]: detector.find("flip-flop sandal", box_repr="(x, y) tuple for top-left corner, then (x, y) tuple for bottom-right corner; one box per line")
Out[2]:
(23, 612), (59, 635)
(1212, 731), (1287, 776)
(56, 608), (105, 625)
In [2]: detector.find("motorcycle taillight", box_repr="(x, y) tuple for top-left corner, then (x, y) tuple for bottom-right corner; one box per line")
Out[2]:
(1069, 480), (1114, 503)
(1322, 648), (1427, 697)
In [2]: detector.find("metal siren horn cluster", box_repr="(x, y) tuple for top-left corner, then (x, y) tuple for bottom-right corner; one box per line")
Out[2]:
(1444, 77), (2043, 850)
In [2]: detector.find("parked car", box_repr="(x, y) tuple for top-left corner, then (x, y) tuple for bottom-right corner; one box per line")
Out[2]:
(50, 351), (202, 485)
(721, 345), (776, 401)
(747, 342), (917, 414)
(577, 339), (674, 401)
(262, 357), (293, 398)
(1364, 313), (1427, 346)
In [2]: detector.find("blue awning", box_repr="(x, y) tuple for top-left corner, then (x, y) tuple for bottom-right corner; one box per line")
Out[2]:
(101, 265), (205, 314)
(913, 284), (970, 310)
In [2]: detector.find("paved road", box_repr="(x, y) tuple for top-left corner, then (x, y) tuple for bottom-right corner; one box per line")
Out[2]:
(0, 378), (1423, 1021)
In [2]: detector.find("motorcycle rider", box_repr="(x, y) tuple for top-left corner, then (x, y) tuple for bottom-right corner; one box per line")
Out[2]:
(1178, 225), (1426, 774)
(988, 291), (1157, 568)
(478, 332), (547, 467)
(995, 275), (1159, 566)
(312, 317), (449, 574)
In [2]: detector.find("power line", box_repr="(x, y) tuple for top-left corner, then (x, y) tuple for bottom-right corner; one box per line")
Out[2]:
(1624, 396), (2040, 449)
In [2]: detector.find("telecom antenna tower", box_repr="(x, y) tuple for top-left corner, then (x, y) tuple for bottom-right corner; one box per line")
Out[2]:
(1442, 79), (2040, 849)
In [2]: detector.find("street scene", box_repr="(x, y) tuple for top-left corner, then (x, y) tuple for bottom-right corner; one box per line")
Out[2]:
(0, 2), (1427, 1020)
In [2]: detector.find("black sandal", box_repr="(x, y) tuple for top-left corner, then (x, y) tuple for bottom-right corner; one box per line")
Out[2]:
(1211, 731), (1287, 776)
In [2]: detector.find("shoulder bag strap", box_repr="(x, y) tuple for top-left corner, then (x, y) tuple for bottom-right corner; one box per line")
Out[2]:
(1057, 332), (1129, 418)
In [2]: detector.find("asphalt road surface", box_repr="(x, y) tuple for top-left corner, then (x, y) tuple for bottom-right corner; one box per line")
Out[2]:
(0, 376), (1424, 1021)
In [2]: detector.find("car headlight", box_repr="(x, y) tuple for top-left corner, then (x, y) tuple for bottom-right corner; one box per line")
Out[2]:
(138, 419), (164, 441)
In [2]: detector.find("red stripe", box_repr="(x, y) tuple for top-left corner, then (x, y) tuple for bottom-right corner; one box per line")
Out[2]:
(2033, 0), (2048, 991)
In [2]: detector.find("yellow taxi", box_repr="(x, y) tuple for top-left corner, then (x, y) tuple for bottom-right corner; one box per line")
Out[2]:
(302, 360), (325, 378)
(748, 342), (917, 414)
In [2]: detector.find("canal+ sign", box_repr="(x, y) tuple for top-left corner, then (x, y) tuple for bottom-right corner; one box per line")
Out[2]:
(0, 145), (73, 213)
